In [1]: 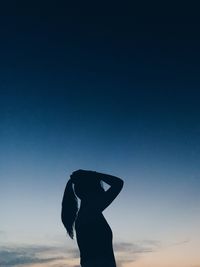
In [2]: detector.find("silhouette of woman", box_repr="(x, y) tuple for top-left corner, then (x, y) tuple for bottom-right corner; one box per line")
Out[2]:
(61, 169), (124, 267)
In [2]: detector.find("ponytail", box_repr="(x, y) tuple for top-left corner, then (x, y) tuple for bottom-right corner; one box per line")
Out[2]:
(61, 179), (78, 239)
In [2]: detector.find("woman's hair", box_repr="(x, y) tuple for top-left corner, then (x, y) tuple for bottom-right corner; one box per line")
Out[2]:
(61, 179), (78, 239)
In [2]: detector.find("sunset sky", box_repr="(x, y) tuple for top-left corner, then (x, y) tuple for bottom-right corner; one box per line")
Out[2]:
(0, 2), (200, 267)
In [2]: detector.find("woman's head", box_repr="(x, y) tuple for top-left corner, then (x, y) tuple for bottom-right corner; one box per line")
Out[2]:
(71, 170), (105, 200)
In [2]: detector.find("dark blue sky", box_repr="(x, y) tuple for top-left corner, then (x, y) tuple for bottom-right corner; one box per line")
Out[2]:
(1, 4), (200, 176)
(0, 3), (200, 267)
(1, 3), (200, 151)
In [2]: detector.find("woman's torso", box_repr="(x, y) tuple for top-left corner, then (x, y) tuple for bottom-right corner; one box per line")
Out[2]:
(75, 207), (116, 267)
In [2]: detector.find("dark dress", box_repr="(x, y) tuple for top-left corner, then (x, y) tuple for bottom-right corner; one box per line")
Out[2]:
(75, 205), (116, 267)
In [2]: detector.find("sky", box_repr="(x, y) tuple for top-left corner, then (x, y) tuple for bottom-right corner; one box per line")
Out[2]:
(0, 2), (200, 267)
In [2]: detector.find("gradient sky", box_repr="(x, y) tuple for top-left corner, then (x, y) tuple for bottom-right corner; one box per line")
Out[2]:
(0, 2), (200, 267)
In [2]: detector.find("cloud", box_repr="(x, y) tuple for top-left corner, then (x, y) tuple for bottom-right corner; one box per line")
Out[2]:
(114, 240), (161, 266)
(0, 245), (64, 266)
(113, 238), (190, 267)
(114, 239), (161, 253)
(170, 238), (190, 247)
(0, 240), (161, 267)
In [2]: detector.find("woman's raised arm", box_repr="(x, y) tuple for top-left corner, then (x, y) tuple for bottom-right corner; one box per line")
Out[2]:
(95, 171), (124, 212)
